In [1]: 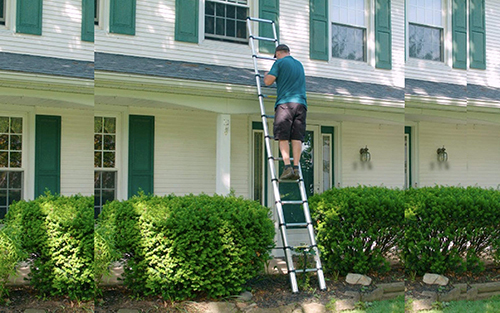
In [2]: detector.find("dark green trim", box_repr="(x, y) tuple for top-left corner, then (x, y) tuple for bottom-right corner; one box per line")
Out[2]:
(128, 115), (154, 197)
(175, 0), (198, 43)
(82, 0), (95, 42)
(452, 0), (466, 69)
(109, 0), (136, 35)
(469, 0), (486, 69)
(309, 0), (329, 61)
(375, 0), (392, 69)
(405, 126), (412, 189)
(35, 115), (61, 197)
(16, 0), (43, 35)
(321, 126), (334, 190)
(259, 0), (279, 54)
(252, 122), (268, 206)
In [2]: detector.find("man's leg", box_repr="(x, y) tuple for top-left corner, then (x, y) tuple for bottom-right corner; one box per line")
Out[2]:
(291, 140), (302, 166)
(279, 140), (291, 165)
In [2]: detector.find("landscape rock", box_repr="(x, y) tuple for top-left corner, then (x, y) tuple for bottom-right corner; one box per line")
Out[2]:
(377, 282), (404, 293)
(301, 302), (326, 313)
(335, 299), (357, 311)
(345, 273), (372, 286)
(467, 287), (478, 300)
(237, 291), (253, 302)
(438, 286), (462, 302)
(116, 310), (140, 313)
(423, 273), (449, 286)
(344, 290), (361, 302)
(412, 298), (434, 311)
(24, 310), (46, 313)
(361, 287), (383, 302)
(205, 302), (238, 313)
(421, 291), (438, 302)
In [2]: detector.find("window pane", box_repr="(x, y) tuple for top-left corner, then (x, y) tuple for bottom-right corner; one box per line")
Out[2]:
(8, 190), (21, 205)
(102, 172), (116, 189)
(0, 172), (7, 188)
(103, 135), (115, 151)
(216, 18), (225, 35)
(205, 1), (248, 42)
(216, 3), (225, 17)
(205, 16), (215, 34)
(0, 152), (7, 167)
(9, 172), (22, 189)
(206, 1), (214, 15)
(0, 117), (8, 133)
(236, 21), (246, 39)
(409, 24), (442, 61)
(0, 134), (7, 150)
(94, 152), (102, 168)
(104, 117), (116, 134)
(102, 190), (115, 204)
(11, 118), (22, 134)
(227, 5), (236, 18)
(408, 0), (442, 26)
(10, 135), (22, 151)
(94, 117), (103, 133)
(94, 171), (101, 188)
(226, 19), (235, 37)
(332, 24), (365, 61)
(94, 134), (102, 150)
(10, 152), (21, 168)
(323, 136), (331, 191)
(0, 190), (6, 206)
(236, 6), (246, 20)
(103, 152), (115, 168)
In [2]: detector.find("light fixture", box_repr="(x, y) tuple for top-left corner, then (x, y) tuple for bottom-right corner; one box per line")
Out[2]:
(437, 146), (448, 162)
(360, 146), (371, 162)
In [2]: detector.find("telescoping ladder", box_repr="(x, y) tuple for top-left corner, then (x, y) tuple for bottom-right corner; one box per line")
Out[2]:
(246, 17), (326, 293)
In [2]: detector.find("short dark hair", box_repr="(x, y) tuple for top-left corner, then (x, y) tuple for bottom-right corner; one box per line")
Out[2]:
(274, 44), (290, 58)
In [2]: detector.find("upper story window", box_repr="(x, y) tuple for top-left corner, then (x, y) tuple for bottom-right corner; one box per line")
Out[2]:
(408, 0), (443, 61)
(94, 116), (116, 218)
(0, 117), (23, 219)
(0, 0), (6, 25)
(204, 0), (248, 43)
(330, 0), (366, 62)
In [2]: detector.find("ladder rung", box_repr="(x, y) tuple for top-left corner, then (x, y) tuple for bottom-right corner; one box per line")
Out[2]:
(246, 17), (275, 24)
(285, 222), (308, 228)
(255, 73), (265, 78)
(261, 114), (275, 119)
(249, 35), (278, 42)
(273, 157), (294, 161)
(281, 200), (305, 205)
(264, 135), (274, 140)
(253, 54), (277, 61)
(292, 268), (320, 273)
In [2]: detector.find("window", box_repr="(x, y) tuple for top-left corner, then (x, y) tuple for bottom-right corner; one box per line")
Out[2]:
(0, 117), (23, 219)
(94, 117), (116, 218)
(94, 0), (99, 26)
(322, 134), (331, 191)
(205, 0), (248, 43)
(408, 0), (443, 61)
(0, 0), (5, 25)
(252, 129), (265, 205)
(331, 0), (366, 61)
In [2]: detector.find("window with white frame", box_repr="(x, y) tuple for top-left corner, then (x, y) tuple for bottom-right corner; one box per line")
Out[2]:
(94, 117), (116, 218)
(94, 0), (99, 26)
(0, 0), (6, 25)
(205, 0), (248, 43)
(330, 0), (367, 61)
(0, 117), (23, 219)
(408, 0), (443, 61)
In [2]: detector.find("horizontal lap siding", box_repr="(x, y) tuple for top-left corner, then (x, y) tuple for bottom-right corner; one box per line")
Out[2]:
(417, 122), (467, 186)
(153, 108), (217, 196)
(0, 0), (93, 61)
(341, 122), (404, 188)
(230, 115), (249, 198)
(96, 0), (403, 88)
(467, 1), (500, 88)
(466, 123), (500, 188)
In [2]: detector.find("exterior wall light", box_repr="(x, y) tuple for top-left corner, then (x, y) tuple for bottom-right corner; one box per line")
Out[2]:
(437, 146), (448, 162)
(360, 146), (371, 162)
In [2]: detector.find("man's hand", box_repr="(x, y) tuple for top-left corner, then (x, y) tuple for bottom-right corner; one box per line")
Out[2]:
(264, 73), (276, 86)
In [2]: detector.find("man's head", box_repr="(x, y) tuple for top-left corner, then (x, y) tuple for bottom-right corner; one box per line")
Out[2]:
(274, 44), (290, 59)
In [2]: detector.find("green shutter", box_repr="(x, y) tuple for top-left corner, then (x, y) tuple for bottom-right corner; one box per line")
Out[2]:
(109, 0), (136, 35)
(175, 0), (198, 43)
(259, 0), (279, 54)
(309, 0), (328, 61)
(375, 0), (391, 69)
(452, 0), (466, 69)
(82, 0), (94, 42)
(469, 0), (485, 69)
(35, 115), (61, 197)
(128, 115), (154, 198)
(16, 0), (43, 35)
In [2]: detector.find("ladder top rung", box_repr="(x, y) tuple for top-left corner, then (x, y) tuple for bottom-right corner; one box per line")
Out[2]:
(274, 157), (294, 161)
(253, 54), (277, 61)
(285, 222), (308, 228)
(297, 268), (319, 273)
(246, 17), (275, 24)
(263, 114), (275, 119)
(250, 35), (278, 42)
(281, 200), (304, 205)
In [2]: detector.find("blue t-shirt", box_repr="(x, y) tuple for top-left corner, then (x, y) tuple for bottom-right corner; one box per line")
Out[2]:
(268, 56), (307, 109)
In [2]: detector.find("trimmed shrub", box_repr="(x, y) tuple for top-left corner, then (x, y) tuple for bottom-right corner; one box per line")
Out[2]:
(404, 186), (500, 275)
(0, 226), (26, 302)
(4, 194), (94, 300)
(99, 194), (275, 300)
(309, 187), (404, 275)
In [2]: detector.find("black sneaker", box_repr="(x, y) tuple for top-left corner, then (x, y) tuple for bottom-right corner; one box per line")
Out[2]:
(290, 169), (300, 180)
(279, 167), (295, 180)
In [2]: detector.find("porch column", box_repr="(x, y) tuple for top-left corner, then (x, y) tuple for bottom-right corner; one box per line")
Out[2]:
(216, 114), (231, 194)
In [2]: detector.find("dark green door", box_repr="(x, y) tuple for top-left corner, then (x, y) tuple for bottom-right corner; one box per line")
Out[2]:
(128, 115), (154, 197)
(35, 115), (61, 197)
(278, 130), (314, 224)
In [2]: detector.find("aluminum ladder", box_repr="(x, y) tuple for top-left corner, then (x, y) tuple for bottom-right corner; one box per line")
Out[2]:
(246, 16), (326, 293)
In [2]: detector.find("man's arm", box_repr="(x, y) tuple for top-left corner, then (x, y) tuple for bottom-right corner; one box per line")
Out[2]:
(264, 73), (276, 86)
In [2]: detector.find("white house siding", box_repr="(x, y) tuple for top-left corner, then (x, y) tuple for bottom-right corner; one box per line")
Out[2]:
(467, 0), (500, 88)
(404, 0), (467, 85)
(0, 0), (93, 61)
(96, 0), (403, 88)
(417, 121), (468, 187)
(147, 108), (218, 196)
(466, 123), (500, 188)
(341, 122), (404, 188)
(230, 115), (250, 198)
(36, 107), (94, 196)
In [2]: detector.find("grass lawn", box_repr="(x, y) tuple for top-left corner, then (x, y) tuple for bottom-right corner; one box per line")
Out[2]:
(421, 296), (500, 313)
(341, 296), (405, 313)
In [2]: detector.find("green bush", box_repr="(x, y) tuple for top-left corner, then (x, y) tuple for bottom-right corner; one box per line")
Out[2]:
(4, 194), (94, 300)
(404, 186), (500, 275)
(0, 226), (26, 302)
(309, 186), (404, 275)
(94, 221), (120, 295)
(99, 194), (274, 300)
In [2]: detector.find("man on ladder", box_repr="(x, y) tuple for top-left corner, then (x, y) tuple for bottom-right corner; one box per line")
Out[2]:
(264, 44), (307, 181)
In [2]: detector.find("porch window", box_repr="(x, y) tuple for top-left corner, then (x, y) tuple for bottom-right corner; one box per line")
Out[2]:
(331, 0), (366, 61)
(408, 0), (443, 61)
(94, 116), (116, 218)
(322, 134), (331, 191)
(0, 0), (5, 25)
(205, 0), (248, 43)
(252, 129), (265, 205)
(0, 117), (23, 219)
